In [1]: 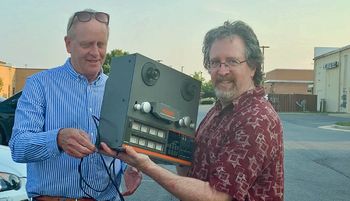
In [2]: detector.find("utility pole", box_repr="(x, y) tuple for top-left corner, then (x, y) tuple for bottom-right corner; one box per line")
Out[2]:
(260, 45), (270, 72)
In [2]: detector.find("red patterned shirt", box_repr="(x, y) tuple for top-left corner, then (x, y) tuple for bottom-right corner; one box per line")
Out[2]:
(189, 87), (284, 201)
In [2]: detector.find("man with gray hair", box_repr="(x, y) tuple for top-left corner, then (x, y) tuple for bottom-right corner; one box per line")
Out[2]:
(10, 9), (141, 201)
(102, 20), (284, 201)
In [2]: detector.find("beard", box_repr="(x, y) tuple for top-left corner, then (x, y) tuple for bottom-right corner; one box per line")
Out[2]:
(214, 76), (236, 103)
(215, 87), (235, 103)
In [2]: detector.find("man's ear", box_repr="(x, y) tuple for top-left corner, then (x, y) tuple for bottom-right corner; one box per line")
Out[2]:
(64, 36), (71, 54)
(251, 67), (256, 78)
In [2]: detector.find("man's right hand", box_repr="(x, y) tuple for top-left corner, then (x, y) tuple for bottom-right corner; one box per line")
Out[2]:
(99, 142), (152, 172)
(57, 128), (96, 158)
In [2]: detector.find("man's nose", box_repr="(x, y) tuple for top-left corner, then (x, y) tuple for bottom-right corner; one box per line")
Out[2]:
(89, 45), (99, 56)
(217, 63), (230, 74)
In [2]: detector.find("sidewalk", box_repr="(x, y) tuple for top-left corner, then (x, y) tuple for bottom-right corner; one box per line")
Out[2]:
(279, 112), (350, 119)
(328, 113), (350, 118)
(319, 124), (350, 132)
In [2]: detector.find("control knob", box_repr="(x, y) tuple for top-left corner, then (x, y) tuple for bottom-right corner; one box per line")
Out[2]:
(133, 102), (152, 113)
(178, 116), (191, 127)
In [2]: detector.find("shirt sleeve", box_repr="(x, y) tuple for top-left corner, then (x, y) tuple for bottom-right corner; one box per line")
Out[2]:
(208, 114), (277, 200)
(9, 76), (61, 163)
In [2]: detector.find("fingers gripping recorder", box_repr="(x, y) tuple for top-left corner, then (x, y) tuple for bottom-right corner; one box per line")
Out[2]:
(98, 53), (201, 166)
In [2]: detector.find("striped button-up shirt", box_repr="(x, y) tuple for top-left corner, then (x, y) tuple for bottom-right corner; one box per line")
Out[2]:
(10, 59), (123, 200)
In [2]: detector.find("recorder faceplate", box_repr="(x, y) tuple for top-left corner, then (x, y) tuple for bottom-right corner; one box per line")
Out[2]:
(99, 53), (201, 166)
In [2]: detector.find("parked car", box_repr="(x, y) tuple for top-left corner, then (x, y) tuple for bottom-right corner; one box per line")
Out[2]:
(0, 97), (6, 103)
(0, 145), (28, 200)
(199, 97), (216, 105)
(0, 92), (21, 145)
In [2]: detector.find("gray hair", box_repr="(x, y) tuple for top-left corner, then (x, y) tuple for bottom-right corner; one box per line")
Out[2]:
(66, 8), (109, 38)
(202, 20), (264, 86)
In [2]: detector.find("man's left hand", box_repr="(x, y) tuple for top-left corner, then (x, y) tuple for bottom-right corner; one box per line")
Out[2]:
(122, 166), (142, 196)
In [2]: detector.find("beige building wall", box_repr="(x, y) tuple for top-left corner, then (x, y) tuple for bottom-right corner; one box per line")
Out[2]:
(265, 82), (310, 95)
(314, 45), (350, 113)
(14, 68), (44, 94)
(0, 64), (16, 98)
(0, 63), (45, 98)
(264, 69), (314, 95)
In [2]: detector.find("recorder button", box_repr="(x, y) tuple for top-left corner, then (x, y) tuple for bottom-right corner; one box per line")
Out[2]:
(141, 102), (152, 113)
(133, 103), (141, 110)
(183, 116), (191, 127)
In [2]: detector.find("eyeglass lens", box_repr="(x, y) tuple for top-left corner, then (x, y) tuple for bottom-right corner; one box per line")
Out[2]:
(68, 11), (109, 31)
(76, 12), (109, 24)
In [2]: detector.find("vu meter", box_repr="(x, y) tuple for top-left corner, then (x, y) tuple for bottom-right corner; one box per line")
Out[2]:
(98, 53), (201, 166)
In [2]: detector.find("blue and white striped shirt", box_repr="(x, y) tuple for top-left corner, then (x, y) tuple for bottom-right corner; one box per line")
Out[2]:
(10, 59), (123, 200)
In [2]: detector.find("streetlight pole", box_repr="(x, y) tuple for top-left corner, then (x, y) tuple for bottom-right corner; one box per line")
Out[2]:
(260, 45), (270, 73)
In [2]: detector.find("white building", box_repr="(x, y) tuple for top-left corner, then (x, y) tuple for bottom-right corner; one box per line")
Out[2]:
(314, 46), (350, 113)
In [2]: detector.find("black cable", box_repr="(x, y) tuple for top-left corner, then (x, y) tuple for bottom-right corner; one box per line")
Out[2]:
(78, 158), (93, 199)
(92, 115), (101, 146)
(99, 154), (125, 201)
(93, 115), (125, 201)
(78, 157), (110, 200)
(78, 115), (124, 201)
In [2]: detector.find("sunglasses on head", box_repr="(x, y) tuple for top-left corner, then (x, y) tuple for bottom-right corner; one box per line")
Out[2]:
(68, 11), (110, 31)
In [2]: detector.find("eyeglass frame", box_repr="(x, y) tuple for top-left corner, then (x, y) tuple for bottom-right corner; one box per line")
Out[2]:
(67, 11), (110, 32)
(209, 57), (247, 71)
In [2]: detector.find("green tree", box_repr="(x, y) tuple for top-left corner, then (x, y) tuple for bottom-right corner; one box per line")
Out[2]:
(202, 81), (215, 98)
(191, 71), (205, 83)
(103, 49), (129, 75)
(191, 71), (215, 98)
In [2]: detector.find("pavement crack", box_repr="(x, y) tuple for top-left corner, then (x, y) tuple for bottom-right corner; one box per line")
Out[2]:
(312, 159), (350, 180)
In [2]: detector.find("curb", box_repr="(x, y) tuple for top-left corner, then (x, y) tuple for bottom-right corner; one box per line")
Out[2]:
(333, 125), (350, 130)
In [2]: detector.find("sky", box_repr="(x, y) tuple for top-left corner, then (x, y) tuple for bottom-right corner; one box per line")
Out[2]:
(1, 0), (349, 80)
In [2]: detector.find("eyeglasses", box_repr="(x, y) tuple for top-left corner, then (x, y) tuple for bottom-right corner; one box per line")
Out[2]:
(209, 58), (247, 71)
(68, 11), (110, 31)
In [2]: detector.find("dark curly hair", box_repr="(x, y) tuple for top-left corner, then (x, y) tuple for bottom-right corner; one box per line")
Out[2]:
(202, 20), (264, 86)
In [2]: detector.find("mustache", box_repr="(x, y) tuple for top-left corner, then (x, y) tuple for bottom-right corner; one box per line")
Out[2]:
(215, 76), (232, 83)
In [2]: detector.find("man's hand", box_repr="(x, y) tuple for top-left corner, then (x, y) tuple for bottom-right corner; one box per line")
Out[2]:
(99, 143), (144, 196)
(122, 166), (142, 196)
(57, 128), (96, 158)
(99, 142), (152, 171)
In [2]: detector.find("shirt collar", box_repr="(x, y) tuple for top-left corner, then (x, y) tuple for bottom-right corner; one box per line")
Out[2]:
(64, 58), (104, 85)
